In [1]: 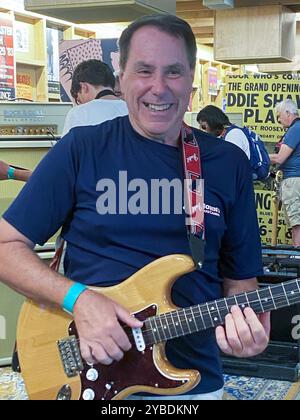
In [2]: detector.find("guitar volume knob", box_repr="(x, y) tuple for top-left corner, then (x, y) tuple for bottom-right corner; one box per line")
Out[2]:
(82, 389), (95, 400)
(86, 368), (99, 382)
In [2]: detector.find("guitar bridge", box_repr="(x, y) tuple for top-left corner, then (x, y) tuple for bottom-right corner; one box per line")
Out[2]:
(57, 336), (83, 378)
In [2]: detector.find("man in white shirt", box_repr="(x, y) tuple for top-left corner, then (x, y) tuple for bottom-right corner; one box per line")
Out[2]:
(196, 105), (250, 159)
(62, 59), (128, 136)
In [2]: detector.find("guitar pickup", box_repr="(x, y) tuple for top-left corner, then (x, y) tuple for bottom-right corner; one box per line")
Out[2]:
(57, 336), (83, 378)
(132, 327), (146, 352)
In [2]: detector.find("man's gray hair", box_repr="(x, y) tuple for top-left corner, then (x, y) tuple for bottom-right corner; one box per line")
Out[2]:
(275, 99), (299, 116)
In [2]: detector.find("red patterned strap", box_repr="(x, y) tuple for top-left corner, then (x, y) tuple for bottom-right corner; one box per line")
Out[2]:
(181, 122), (206, 268)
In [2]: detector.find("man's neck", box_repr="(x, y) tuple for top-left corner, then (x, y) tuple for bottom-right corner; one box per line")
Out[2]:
(128, 117), (181, 147)
(95, 86), (117, 100)
(287, 116), (300, 128)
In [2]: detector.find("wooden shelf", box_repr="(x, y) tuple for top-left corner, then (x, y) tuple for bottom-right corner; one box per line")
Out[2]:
(16, 59), (45, 67)
(0, 3), (98, 102)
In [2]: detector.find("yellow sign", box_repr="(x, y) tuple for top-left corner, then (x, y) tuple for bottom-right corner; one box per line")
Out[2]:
(225, 74), (300, 143)
(255, 190), (292, 246)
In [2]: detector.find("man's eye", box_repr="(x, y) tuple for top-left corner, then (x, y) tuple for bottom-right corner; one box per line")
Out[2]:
(137, 69), (151, 75)
(168, 70), (181, 77)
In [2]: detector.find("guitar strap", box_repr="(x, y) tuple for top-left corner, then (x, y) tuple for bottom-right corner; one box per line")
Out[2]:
(181, 122), (206, 269)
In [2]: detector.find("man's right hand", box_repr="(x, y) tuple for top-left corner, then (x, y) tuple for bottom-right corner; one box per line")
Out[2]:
(73, 289), (143, 365)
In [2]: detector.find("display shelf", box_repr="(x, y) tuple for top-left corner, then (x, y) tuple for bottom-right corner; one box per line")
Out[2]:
(0, 3), (97, 102)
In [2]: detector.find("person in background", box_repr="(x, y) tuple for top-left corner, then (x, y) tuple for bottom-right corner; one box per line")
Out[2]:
(0, 14), (269, 400)
(113, 71), (123, 98)
(0, 160), (31, 182)
(62, 59), (128, 136)
(197, 105), (250, 159)
(269, 99), (300, 247)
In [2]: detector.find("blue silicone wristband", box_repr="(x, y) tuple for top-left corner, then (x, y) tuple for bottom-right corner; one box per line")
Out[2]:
(62, 283), (88, 314)
(7, 166), (15, 180)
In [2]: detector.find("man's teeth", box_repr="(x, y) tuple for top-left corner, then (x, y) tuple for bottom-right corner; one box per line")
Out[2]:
(146, 103), (172, 111)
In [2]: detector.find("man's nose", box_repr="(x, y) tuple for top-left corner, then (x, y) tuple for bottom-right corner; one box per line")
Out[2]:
(151, 74), (167, 95)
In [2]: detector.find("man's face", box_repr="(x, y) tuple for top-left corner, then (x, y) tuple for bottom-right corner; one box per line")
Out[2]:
(75, 82), (98, 105)
(120, 26), (194, 143)
(277, 110), (293, 129)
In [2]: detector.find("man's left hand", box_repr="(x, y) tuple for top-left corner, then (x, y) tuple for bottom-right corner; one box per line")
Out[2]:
(216, 306), (270, 358)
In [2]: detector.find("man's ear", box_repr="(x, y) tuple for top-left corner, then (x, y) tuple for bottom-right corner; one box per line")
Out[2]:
(79, 82), (87, 94)
(119, 70), (124, 83)
(190, 68), (195, 84)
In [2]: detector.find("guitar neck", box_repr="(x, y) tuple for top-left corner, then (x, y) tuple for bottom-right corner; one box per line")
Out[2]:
(144, 278), (300, 345)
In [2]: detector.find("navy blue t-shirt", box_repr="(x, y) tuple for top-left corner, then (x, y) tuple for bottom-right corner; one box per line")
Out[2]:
(281, 119), (300, 178)
(4, 116), (262, 394)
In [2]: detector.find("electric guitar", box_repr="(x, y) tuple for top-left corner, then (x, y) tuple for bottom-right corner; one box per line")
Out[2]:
(17, 254), (300, 400)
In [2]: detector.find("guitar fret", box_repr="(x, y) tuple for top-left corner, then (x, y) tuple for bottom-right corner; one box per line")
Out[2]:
(235, 294), (248, 310)
(173, 310), (185, 336)
(244, 292), (250, 308)
(206, 302), (215, 328)
(257, 288), (272, 311)
(162, 313), (173, 340)
(183, 308), (192, 334)
(169, 311), (180, 339)
(215, 300), (222, 324)
(272, 283), (290, 309)
(158, 315), (167, 341)
(281, 284), (290, 306)
(148, 317), (161, 343)
(224, 297), (230, 313)
(217, 298), (229, 322)
(144, 320), (156, 345)
(187, 307), (200, 332)
(226, 296), (237, 312)
(256, 290), (264, 312)
(155, 317), (164, 342)
(245, 290), (260, 312)
(198, 305), (205, 328)
(268, 286), (277, 310)
(208, 302), (220, 325)
(284, 281), (300, 305)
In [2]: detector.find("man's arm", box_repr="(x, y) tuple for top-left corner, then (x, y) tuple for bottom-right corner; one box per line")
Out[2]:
(269, 144), (294, 165)
(216, 277), (270, 358)
(13, 168), (32, 182)
(0, 218), (142, 365)
(0, 160), (32, 182)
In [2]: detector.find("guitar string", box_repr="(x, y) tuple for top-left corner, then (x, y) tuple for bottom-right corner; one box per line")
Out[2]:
(70, 293), (300, 346)
(138, 293), (300, 336)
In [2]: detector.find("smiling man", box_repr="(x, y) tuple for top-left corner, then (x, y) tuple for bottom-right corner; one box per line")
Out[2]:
(0, 15), (269, 400)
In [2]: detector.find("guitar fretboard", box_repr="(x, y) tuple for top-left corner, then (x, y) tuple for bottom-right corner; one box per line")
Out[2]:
(143, 279), (300, 345)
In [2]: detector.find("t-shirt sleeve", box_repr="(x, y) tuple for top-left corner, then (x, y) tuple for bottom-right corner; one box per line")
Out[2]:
(218, 164), (263, 280)
(225, 128), (250, 159)
(284, 124), (300, 150)
(3, 131), (80, 245)
(62, 107), (79, 137)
